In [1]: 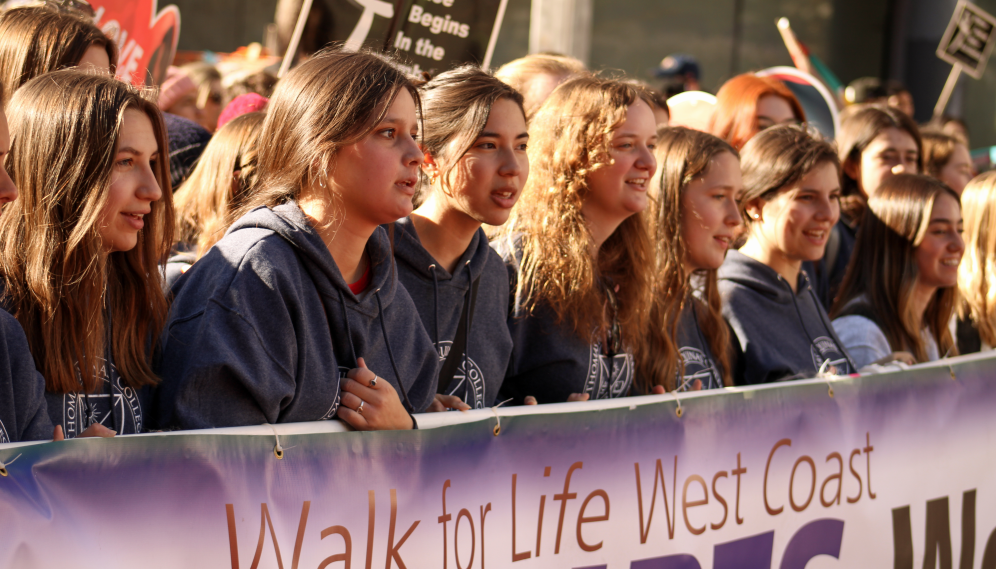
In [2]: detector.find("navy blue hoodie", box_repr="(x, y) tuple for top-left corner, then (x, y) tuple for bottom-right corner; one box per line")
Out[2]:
(495, 239), (635, 404)
(0, 308), (51, 442)
(718, 250), (856, 384)
(0, 291), (143, 439)
(154, 202), (439, 429)
(675, 301), (725, 391)
(393, 217), (511, 408)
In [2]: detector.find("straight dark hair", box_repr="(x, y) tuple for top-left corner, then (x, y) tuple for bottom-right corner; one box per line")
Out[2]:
(0, 70), (172, 393)
(417, 65), (524, 202)
(831, 174), (959, 362)
(237, 47), (421, 220)
(0, 5), (117, 107)
(739, 124), (840, 229)
(838, 105), (922, 221)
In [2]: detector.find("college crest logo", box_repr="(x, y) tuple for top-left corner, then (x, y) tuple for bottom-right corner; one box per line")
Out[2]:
(678, 346), (721, 391)
(61, 360), (142, 438)
(810, 336), (852, 375)
(584, 341), (633, 399)
(436, 341), (486, 409)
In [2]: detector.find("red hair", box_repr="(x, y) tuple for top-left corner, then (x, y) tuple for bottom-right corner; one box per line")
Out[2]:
(709, 73), (806, 150)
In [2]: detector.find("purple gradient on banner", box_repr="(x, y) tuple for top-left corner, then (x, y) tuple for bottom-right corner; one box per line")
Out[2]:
(713, 531), (774, 569)
(780, 518), (844, 569)
(631, 554), (702, 568)
(1, 353), (995, 567)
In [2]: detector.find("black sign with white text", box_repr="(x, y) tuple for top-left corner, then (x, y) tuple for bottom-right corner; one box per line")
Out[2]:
(320, 0), (507, 74)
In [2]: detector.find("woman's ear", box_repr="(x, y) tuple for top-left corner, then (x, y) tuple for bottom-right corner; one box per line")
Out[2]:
(745, 198), (764, 222)
(422, 152), (439, 179)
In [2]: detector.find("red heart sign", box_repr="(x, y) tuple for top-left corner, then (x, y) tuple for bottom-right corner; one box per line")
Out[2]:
(90, 0), (181, 86)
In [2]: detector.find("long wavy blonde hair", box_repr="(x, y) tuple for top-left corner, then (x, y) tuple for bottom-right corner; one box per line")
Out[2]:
(958, 171), (996, 347)
(0, 70), (173, 394)
(497, 75), (654, 353)
(174, 111), (264, 258)
(640, 127), (736, 391)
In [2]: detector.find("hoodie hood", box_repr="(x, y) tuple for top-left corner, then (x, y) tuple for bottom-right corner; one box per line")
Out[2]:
(717, 249), (800, 304)
(392, 216), (512, 408)
(393, 216), (491, 286)
(719, 249), (856, 384)
(156, 201), (439, 429)
(228, 202), (398, 319)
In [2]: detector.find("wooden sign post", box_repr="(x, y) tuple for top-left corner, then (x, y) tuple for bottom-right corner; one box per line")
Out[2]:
(934, 0), (996, 120)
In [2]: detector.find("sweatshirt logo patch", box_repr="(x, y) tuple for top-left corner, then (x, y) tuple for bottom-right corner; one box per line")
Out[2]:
(0, 419), (8, 444)
(62, 360), (142, 438)
(318, 367), (349, 421)
(436, 342), (486, 409)
(584, 341), (634, 399)
(678, 347), (721, 391)
(810, 336), (852, 375)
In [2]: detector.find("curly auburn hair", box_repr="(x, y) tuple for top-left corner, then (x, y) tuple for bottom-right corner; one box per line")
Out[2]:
(497, 75), (654, 352)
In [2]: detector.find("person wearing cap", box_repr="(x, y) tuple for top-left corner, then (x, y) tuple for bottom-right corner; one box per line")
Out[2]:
(655, 54), (701, 98)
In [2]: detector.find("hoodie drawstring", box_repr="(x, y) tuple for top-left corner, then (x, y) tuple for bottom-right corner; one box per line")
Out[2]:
(806, 279), (859, 372)
(336, 288), (358, 364)
(782, 274), (820, 353)
(463, 261), (471, 396)
(448, 261), (474, 396)
(429, 265), (440, 347)
(376, 290), (416, 413)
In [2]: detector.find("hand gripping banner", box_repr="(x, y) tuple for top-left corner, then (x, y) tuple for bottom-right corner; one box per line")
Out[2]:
(2, 353), (996, 567)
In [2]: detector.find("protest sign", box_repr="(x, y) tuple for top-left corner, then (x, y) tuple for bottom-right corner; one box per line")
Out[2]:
(2, 353), (996, 567)
(934, 0), (996, 118)
(89, 0), (180, 86)
(313, 0), (509, 74)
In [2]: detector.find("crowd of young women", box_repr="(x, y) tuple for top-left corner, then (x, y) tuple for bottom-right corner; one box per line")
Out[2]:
(0, 5), (992, 445)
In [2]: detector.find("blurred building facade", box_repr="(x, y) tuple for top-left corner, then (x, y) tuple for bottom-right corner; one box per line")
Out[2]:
(171, 0), (996, 147)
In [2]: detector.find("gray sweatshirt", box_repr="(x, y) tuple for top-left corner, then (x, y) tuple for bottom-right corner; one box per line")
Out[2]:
(675, 301), (725, 391)
(0, 308), (51, 442)
(718, 250), (856, 384)
(495, 239), (635, 404)
(393, 217), (511, 408)
(154, 202), (439, 429)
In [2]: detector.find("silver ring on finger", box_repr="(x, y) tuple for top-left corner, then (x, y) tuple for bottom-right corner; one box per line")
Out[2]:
(370, 375), (378, 387)
(357, 400), (365, 415)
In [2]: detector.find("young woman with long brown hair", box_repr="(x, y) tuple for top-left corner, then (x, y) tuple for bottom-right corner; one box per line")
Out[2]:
(719, 125), (856, 384)
(0, 70), (172, 438)
(394, 66), (527, 411)
(709, 73), (805, 151)
(166, 111), (264, 287)
(957, 172), (996, 354)
(495, 76), (656, 404)
(831, 174), (963, 368)
(156, 49), (437, 430)
(0, 5), (116, 107)
(815, 105), (922, 306)
(640, 127), (741, 393)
